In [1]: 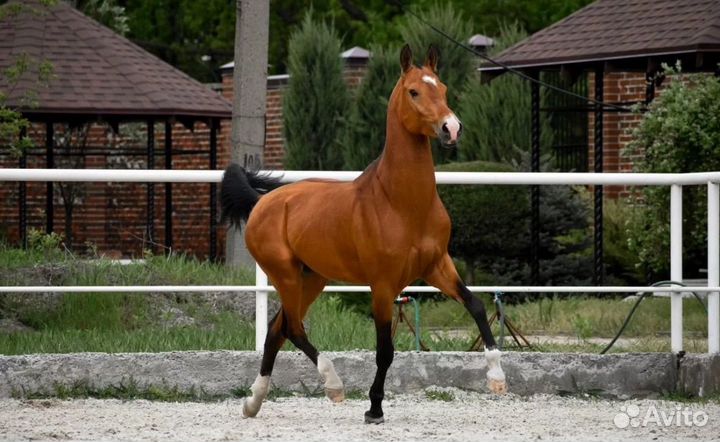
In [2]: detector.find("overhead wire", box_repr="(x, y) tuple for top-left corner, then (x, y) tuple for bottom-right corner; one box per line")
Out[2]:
(390, 0), (634, 112)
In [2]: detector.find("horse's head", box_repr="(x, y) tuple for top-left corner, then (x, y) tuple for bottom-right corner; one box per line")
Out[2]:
(395, 44), (462, 148)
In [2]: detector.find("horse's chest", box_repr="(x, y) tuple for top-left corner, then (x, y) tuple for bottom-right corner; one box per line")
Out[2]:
(373, 213), (447, 263)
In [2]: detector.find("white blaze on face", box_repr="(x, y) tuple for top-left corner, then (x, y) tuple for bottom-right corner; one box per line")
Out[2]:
(443, 113), (461, 142)
(422, 75), (437, 87)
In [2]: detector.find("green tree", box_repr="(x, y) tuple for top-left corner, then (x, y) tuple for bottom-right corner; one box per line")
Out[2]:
(411, 0), (594, 36)
(457, 22), (553, 165)
(0, 1), (56, 157)
(283, 12), (349, 170)
(268, 0), (405, 75)
(67, 0), (129, 35)
(21, 0), (595, 82)
(626, 66), (720, 276)
(125, 0), (235, 82)
(341, 44), (398, 170)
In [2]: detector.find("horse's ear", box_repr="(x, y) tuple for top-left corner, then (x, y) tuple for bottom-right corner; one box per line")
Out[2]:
(400, 44), (412, 73)
(425, 44), (439, 72)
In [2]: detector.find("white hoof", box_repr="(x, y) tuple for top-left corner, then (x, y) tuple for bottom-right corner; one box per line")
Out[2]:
(325, 387), (345, 403)
(242, 397), (262, 418)
(487, 378), (508, 395)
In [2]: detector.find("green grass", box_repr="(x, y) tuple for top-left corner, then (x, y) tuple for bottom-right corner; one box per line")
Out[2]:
(16, 379), (240, 402)
(0, 317), (256, 354)
(418, 294), (708, 338)
(0, 246), (712, 355)
(661, 391), (720, 404)
(424, 388), (455, 402)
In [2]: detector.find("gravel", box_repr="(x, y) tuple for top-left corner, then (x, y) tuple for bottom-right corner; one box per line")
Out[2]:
(1, 389), (718, 441)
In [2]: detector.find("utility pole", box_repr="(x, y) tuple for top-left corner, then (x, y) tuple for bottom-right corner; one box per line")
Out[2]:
(226, 0), (270, 267)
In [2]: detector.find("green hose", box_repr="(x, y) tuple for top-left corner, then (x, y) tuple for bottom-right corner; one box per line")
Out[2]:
(494, 291), (506, 350)
(599, 280), (708, 354)
(394, 295), (421, 351)
(410, 296), (421, 352)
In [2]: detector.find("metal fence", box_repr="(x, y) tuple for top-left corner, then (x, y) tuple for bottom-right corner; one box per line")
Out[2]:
(0, 168), (718, 355)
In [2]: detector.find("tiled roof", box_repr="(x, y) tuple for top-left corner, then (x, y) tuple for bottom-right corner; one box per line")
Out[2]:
(483, 0), (720, 71)
(0, 0), (231, 119)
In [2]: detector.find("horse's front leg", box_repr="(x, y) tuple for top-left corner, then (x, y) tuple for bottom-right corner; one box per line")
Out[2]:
(365, 286), (395, 424)
(425, 253), (508, 394)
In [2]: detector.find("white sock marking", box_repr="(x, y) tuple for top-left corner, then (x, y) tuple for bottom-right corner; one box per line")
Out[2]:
(485, 348), (506, 381)
(243, 374), (270, 417)
(318, 354), (343, 390)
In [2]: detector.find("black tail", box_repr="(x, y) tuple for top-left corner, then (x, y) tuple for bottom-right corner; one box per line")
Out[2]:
(220, 164), (282, 227)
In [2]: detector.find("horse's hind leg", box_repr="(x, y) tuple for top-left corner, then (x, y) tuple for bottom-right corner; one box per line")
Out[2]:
(424, 253), (508, 395)
(243, 307), (284, 417)
(280, 270), (345, 402)
(242, 266), (344, 418)
(296, 271), (345, 402)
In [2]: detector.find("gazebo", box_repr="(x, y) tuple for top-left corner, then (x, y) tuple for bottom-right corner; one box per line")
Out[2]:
(480, 0), (720, 285)
(0, 0), (232, 258)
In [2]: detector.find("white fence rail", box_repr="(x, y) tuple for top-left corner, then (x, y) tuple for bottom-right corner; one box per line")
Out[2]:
(1, 168), (719, 354)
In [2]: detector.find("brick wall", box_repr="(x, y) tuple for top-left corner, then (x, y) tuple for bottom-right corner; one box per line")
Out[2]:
(1, 120), (228, 259)
(588, 71), (647, 198)
(219, 54), (370, 170)
(2, 53), (369, 258)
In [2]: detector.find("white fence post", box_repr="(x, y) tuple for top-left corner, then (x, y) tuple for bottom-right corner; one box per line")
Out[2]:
(255, 263), (268, 352)
(708, 182), (720, 354)
(671, 184), (683, 353)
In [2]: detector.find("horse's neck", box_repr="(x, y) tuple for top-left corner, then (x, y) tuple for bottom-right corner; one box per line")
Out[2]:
(373, 105), (437, 211)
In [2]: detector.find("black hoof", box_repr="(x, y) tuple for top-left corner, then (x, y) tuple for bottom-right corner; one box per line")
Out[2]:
(364, 410), (384, 424)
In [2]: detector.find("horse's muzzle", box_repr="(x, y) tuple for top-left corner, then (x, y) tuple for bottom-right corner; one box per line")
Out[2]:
(438, 115), (463, 148)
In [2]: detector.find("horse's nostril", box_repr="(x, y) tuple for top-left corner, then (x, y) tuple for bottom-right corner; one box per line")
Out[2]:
(441, 123), (449, 134)
(458, 122), (463, 136)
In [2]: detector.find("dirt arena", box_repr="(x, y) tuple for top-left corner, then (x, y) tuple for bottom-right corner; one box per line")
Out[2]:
(1, 389), (718, 441)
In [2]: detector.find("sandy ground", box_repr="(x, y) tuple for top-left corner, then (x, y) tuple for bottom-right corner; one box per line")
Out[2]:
(0, 389), (718, 442)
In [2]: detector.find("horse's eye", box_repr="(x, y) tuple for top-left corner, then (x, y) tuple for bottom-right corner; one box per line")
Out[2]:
(409, 89), (419, 98)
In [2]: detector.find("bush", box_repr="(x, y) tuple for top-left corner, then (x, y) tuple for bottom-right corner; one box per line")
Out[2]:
(437, 161), (592, 296)
(283, 12), (349, 170)
(603, 199), (644, 285)
(436, 161), (528, 284)
(625, 66), (720, 276)
(341, 44), (399, 170)
(457, 22), (553, 165)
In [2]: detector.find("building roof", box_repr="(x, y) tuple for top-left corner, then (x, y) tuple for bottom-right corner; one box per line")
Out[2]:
(0, 0), (231, 121)
(482, 0), (720, 72)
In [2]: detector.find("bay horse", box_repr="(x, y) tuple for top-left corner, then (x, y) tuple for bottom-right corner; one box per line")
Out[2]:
(221, 44), (507, 424)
